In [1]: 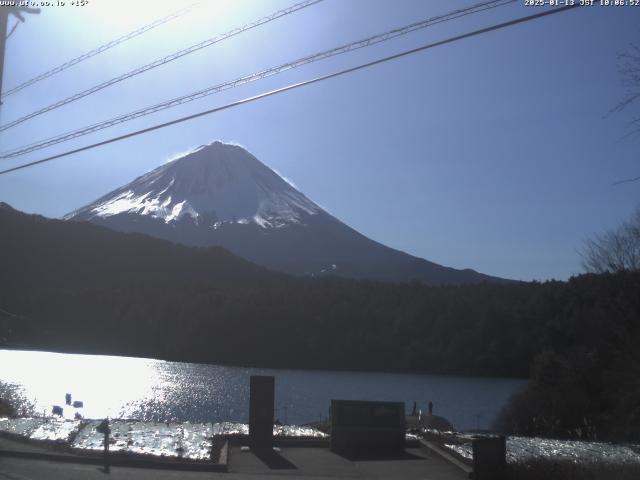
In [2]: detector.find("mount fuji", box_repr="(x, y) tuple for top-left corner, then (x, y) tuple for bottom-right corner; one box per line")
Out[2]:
(66, 141), (502, 285)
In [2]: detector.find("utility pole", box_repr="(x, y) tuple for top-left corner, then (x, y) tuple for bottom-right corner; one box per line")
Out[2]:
(0, 8), (9, 101)
(0, 6), (40, 102)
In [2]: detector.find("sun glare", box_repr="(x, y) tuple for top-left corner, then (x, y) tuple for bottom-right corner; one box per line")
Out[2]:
(79, 0), (240, 56)
(89, 0), (199, 31)
(0, 350), (164, 419)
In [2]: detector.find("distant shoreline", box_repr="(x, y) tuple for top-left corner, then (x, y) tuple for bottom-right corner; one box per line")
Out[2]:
(0, 346), (528, 380)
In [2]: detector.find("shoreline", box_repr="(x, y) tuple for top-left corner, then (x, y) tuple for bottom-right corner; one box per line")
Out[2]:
(2, 414), (640, 480)
(0, 345), (529, 381)
(0, 415), (328, 464)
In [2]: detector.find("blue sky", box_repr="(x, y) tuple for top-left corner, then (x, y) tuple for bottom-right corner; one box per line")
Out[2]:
(0, 0), (639, 281)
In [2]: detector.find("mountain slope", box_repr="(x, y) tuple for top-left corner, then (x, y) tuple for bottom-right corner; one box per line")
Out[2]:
(0, 202), (539, 376)
(66, 141), (504, 285)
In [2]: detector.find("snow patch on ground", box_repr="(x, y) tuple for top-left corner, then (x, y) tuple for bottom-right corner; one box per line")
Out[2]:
(0, 417), (328, 461)
(439, 432), (640, 466)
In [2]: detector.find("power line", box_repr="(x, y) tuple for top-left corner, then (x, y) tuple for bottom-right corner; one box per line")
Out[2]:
(0, 4), (579, 177)
(0, 0), (324, 132)
(0, 0), (515, 159)
(1, 2), (200, 99)
(612, 175), (640, 186)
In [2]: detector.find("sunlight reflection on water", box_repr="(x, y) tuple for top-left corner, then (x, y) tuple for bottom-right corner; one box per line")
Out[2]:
(0, 350), (166, 420)
(0, 349), (525, 429)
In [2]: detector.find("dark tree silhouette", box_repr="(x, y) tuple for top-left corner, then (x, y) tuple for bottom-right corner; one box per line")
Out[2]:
(612, 43), (640, 184)
(611, 43), (640, 119)
(582, 208), (640, 273)
(3, 203), (640, 441)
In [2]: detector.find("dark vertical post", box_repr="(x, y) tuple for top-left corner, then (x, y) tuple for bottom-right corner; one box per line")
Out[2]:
(472, 436), (506, 480)
(249, 375), (274, 450)
(96, 419), (111, 473)
(0, 8), (9, 100)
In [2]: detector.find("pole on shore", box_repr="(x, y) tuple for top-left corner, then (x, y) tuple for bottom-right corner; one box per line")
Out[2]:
(97, 419), (111, 473)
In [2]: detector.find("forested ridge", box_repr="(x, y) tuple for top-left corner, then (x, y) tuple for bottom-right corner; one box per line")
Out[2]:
(1, 202), (639, 440)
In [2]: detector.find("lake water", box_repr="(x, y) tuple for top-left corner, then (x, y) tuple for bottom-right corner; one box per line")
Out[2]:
(0, 349), (526, 430)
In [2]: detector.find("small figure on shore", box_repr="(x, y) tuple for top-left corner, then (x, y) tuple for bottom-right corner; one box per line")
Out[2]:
(428, 400), (433, 415)
(96, 419), (111, 473)
(65, 393), (72, 406)
(411, 401), (417, 416)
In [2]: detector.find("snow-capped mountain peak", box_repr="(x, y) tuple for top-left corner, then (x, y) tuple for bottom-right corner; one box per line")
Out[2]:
(65, 140), (505, 285)
(66, 141), (320, 229)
